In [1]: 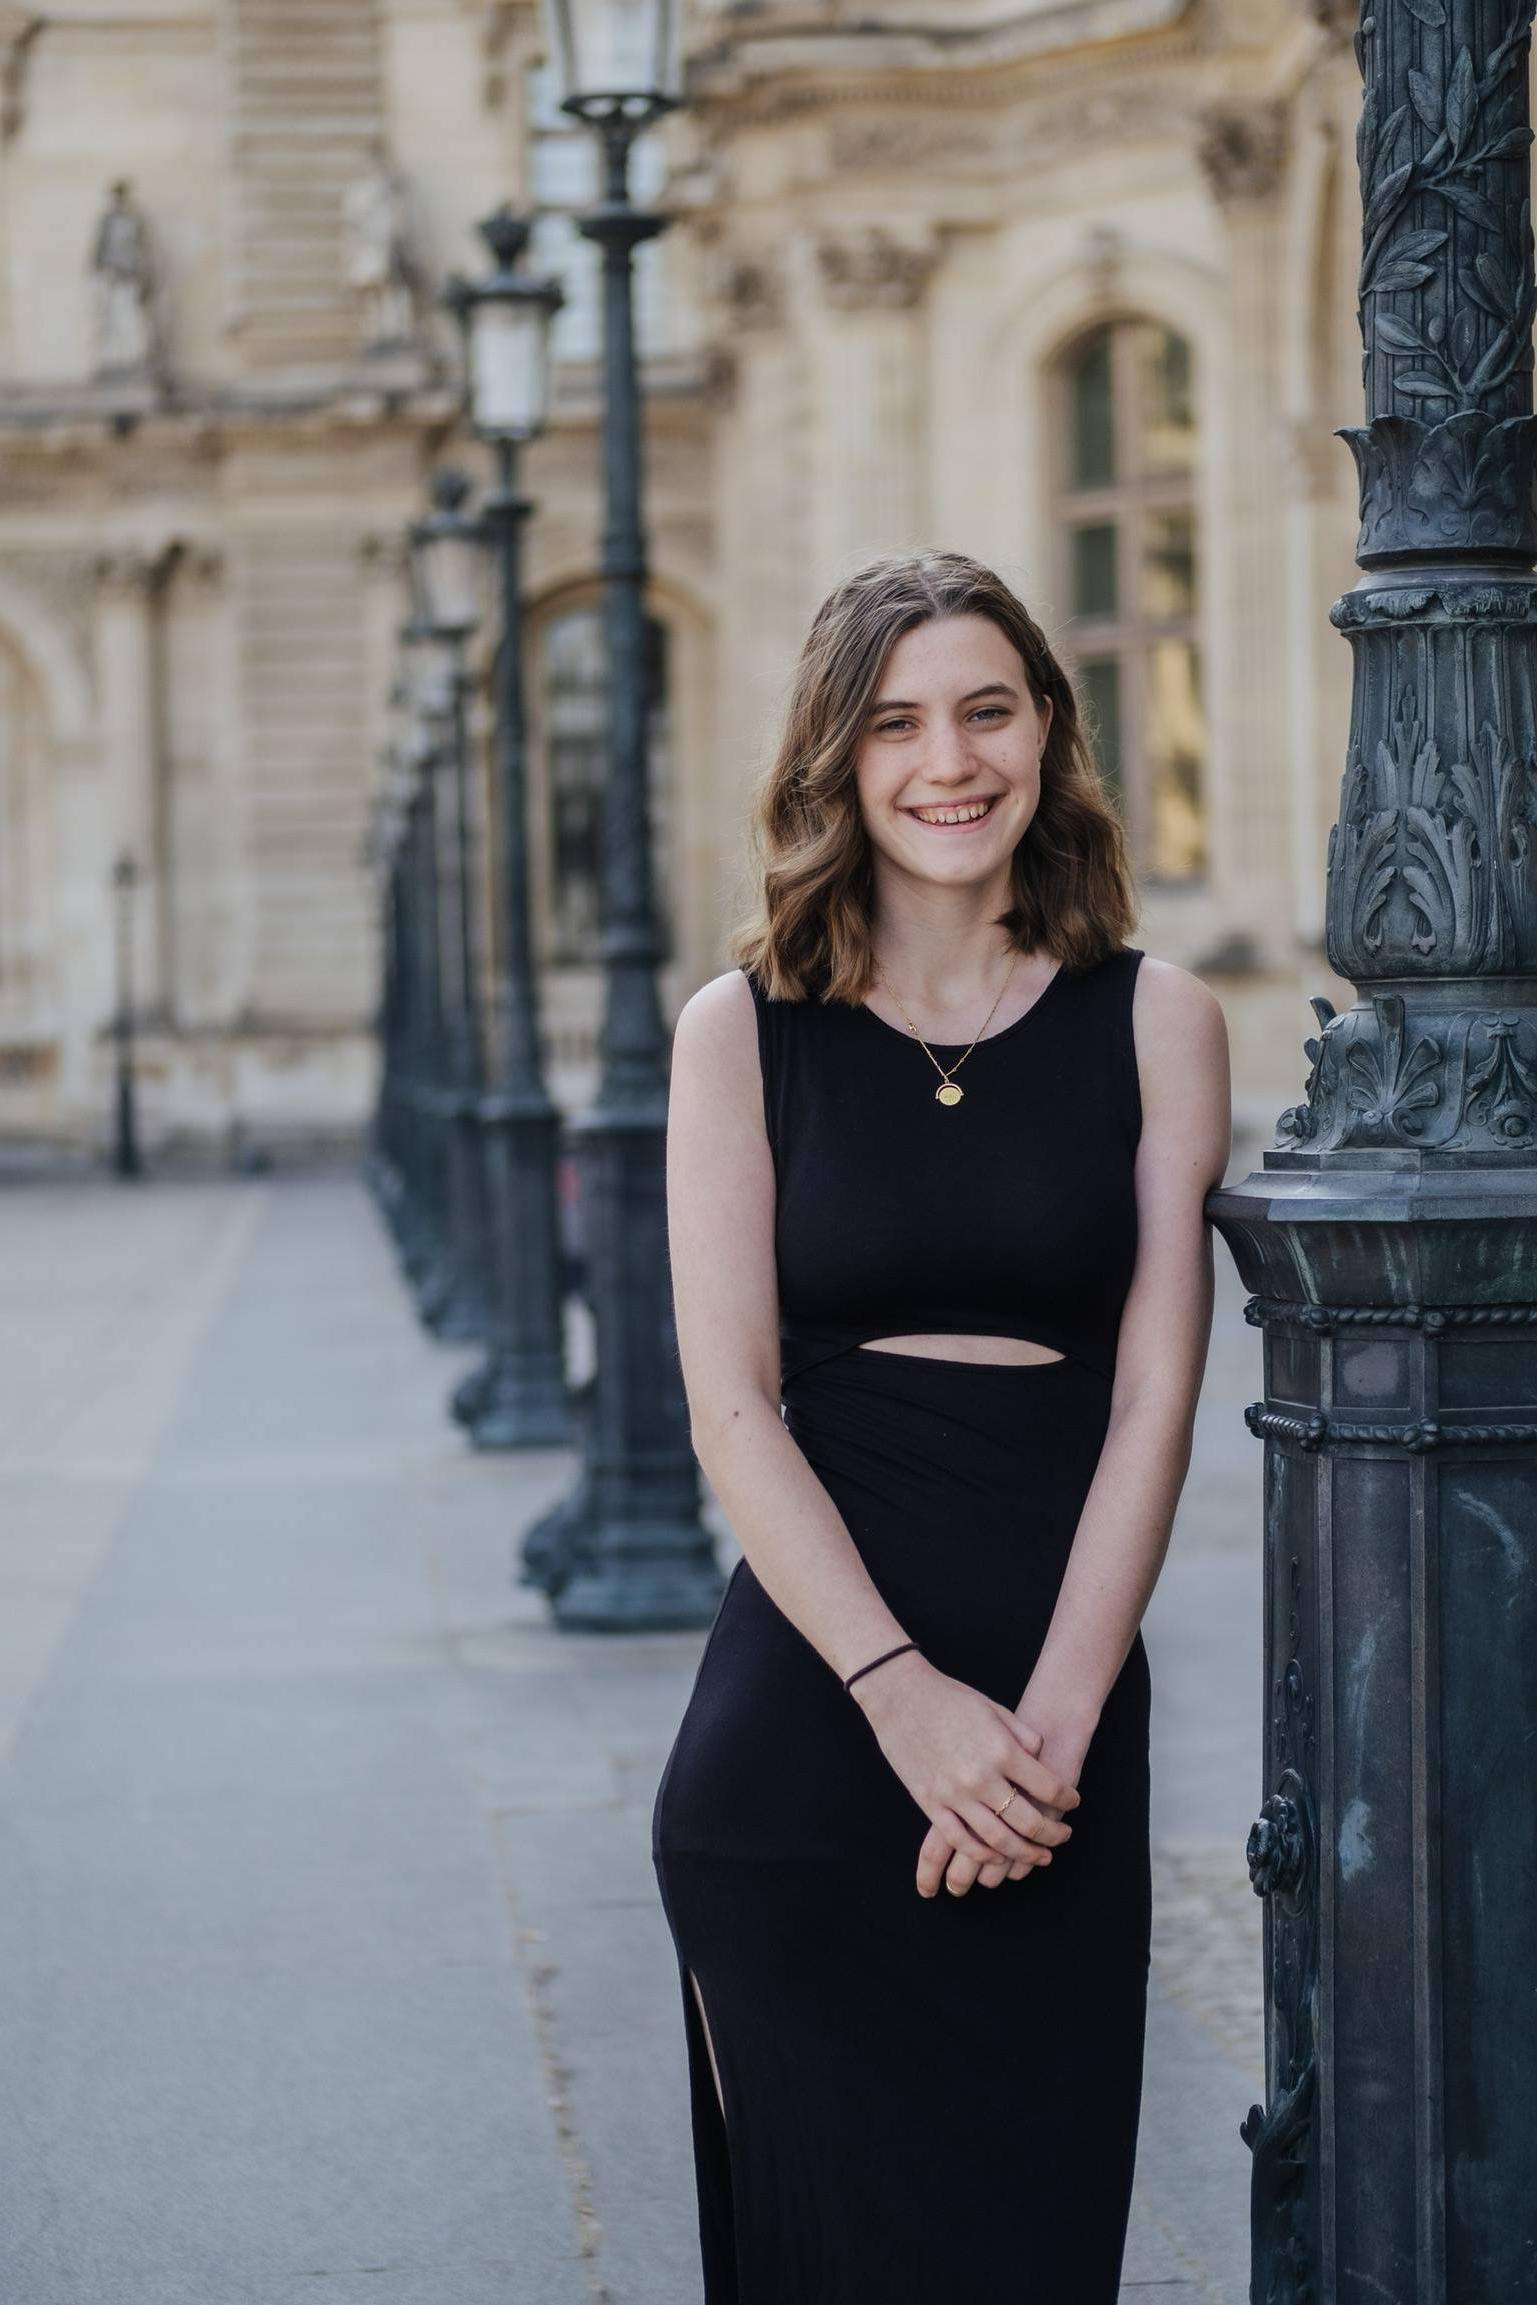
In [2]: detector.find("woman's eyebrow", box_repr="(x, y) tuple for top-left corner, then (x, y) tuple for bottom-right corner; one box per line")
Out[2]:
(867, 682), (1019, 714)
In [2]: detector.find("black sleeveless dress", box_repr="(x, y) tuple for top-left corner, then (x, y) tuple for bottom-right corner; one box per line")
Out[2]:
(652, 947), (1151, 2304)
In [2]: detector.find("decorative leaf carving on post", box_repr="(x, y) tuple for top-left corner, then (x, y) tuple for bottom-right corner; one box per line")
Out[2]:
(1357, 8), (1536, 423)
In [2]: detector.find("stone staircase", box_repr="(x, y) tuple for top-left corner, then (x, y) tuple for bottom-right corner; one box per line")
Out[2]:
(224, 0), (387, 372)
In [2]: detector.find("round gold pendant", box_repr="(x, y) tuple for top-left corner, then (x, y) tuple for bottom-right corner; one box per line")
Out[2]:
(935, 1082), (964, 1107)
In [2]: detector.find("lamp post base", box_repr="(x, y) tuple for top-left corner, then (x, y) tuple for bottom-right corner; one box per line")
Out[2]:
(465, 1353), (571, 1450)
(517, 1478), (590, 1594)
(551, 1520), (725, 1632)
(419, 1258), (489, 1341)
(1211, 1155), (1537, 2299)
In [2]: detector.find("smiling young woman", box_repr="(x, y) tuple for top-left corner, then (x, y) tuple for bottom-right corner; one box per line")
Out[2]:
(651, 549), (1232, 2302)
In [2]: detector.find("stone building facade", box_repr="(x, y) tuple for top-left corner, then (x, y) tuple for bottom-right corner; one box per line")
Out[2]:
(0, 0), (1369, 1154)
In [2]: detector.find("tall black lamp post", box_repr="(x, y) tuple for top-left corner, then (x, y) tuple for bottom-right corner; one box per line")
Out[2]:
(397, 656), (456, 1320)
(443, 213), (572, 1449)
(110, 849), (143, 1180)
(379, 681), (439, 1286)
(408, 471), (494, 1344)
(535, 0), (722, 1628)
(1211, 4), (1537, 2293)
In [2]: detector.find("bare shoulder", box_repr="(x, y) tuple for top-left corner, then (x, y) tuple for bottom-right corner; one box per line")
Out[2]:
(1130, 954), (1229, 1069)
(671, 968), (764, 1111)
(1129, 955), (1231, 1183)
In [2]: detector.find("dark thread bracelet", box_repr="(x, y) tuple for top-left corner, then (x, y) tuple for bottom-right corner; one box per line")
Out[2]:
(843, 1640), (918, 1694)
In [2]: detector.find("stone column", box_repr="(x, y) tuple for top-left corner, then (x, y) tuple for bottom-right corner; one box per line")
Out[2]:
(1212, 5), (1537, 2296)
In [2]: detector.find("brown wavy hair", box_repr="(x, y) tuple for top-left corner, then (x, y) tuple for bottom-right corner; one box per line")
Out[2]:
(731, 550), (1138, 1002)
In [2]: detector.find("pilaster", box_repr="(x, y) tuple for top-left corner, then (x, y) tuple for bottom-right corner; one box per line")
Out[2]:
(804, 222), (940, 586)
(1200, 101), (1295, 946)
(92, 546), (168, 1016)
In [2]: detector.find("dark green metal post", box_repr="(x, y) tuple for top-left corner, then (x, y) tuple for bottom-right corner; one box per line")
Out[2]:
(110, 850), (143, 1180)
(527, 105), (721, 1628)
(457, 436), (572, 1449)
(421, 635), (492, 1343)
(1211, 4), (1537, 2294)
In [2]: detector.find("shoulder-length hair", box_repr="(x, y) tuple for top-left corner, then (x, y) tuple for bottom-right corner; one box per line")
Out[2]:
(730, 550), (1138, 1002)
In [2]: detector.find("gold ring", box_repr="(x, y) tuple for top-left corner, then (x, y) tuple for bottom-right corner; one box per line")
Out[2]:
(993, 1787), (1018, 1820)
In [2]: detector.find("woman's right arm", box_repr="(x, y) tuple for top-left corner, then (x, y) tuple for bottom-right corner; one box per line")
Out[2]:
(665, 971), (1079, 1889)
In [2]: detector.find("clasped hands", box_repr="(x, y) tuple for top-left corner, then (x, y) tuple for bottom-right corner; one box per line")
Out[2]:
(850, 1653), (1092, 1901)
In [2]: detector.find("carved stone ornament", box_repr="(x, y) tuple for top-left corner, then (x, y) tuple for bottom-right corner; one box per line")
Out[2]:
(717, 247), (785, 333)
(1308, 0), (1364, 47)
(1197, 101), (1288, 204)
(1341, 408), (1537, 560)
(816, 227), (939, 313)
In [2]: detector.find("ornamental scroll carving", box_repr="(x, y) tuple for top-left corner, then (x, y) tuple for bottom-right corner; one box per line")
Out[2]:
(1241, 1554), (1319, 2305)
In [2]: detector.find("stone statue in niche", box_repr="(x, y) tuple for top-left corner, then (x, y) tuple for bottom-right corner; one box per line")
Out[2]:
(89, 180), (163, 383)
(342, 143), (427, 354)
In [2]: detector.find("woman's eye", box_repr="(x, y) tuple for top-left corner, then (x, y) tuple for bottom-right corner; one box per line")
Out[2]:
(970, 706), (1008, 723)
(876, 717), (914, 734)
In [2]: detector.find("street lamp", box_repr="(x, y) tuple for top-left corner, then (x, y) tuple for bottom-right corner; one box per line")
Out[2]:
(541, 0), (682, 120)
(394, 634), (457, 1326)
(406, 472), (492, 1345)
(376, 682), (439, 1280)
(533, 0), (722, 1628)
(442, 210), (572, 1449)
(110, 849), (143, 1180)
(1209, 3), (1537, 2290)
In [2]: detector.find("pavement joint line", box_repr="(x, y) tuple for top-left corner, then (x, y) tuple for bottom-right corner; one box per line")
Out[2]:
(504, 1887), (612, 2304)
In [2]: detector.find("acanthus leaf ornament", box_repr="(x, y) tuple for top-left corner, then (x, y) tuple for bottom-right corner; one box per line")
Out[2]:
(1342, 994), (1444, 1140)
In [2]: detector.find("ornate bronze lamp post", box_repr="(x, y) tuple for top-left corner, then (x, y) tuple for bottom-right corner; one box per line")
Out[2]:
(444, 211), (572, 1449)
(1211, 5), (1537, 2293)
(533, 0), (722, 1627)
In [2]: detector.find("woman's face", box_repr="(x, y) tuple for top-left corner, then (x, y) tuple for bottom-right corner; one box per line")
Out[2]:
(853, 613), (1052, 900)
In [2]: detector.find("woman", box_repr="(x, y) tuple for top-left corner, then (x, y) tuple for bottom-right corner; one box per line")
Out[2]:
(652, 550), (1230, 2302)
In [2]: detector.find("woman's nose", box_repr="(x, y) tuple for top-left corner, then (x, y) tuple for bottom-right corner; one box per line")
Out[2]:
(919, 726), (972, 784)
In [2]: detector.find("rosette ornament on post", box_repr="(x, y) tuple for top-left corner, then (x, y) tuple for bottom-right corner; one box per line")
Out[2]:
(1211, 4), (1537, 2297)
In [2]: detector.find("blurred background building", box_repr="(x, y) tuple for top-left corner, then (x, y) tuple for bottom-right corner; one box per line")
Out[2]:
(0, 0), (1363, 1155)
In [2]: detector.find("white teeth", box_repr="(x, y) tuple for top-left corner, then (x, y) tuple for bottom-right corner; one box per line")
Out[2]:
(909, 799), (993, 826)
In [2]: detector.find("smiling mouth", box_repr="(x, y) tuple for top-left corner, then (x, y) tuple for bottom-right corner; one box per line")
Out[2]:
(902, 795), (1002, 828)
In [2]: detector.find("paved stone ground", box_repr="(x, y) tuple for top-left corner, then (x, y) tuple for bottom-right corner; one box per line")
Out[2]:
(0, 1171), (1265, 2304)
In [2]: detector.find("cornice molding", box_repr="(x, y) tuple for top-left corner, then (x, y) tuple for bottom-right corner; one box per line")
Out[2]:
(687, 5), (1203, 129)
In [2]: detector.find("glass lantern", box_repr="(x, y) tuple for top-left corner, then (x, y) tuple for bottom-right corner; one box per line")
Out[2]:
(541, 0), (683, 111)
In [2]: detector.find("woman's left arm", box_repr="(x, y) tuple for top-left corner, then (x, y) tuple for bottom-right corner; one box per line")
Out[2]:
(920, 958), (1232, 1898)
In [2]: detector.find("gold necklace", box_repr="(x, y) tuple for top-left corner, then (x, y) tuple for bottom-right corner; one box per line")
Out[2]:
(874, 951), (1019, 1107)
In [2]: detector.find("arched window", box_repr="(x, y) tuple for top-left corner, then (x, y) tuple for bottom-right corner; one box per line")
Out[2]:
(538, 605), (672, 966)
(1055, 319), (1207, 882)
